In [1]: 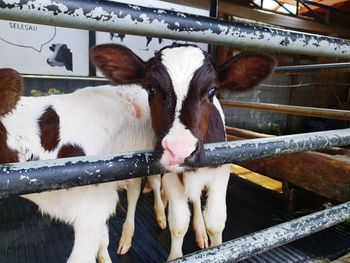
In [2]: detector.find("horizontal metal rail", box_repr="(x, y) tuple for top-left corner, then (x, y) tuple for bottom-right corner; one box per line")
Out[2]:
(172, 201), (350, 263)
(0, 129), (349, 199)
(275, 62), (350, 72)
(0, 0), (350, 58)
(23, 74), (108, 81)
(220, 100), (350, 120)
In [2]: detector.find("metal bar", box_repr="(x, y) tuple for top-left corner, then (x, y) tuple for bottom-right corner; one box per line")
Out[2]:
(208, 0), (218, 60)
(173, 201), (350, 263)
(0, 0), (350, 58)
(296, 0), (300, 16)
(275, 62), (350, 72)
(89, 31), (96, 76)
(0, 129), (349, 198)
(22, 74), (108, 81)
(220, 100), (350, 120)
(271, 0), (296, 16)
(303, 0), (350, 17)
(299, 0), (326, 23)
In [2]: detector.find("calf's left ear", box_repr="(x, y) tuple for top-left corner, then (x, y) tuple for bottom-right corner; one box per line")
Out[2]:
(90, 44), (145, 85)
(218, 52), (277, 91)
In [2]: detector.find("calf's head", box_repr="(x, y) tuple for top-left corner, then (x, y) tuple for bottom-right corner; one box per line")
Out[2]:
(91, 44), (276, 173)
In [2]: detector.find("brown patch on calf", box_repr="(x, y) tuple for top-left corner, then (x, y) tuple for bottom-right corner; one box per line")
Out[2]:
(205, 107), (225, 144)
(0, 121), (18, 163)
(180, 56), (217, 140)
(38, 106), (60, 152)
(0, 68), (23, 116)
(145, 56), (177, 152)
(57, 144), (85, 158)
(90, 44), (145, 85)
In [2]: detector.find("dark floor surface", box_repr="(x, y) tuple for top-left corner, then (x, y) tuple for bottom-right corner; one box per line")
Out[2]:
(1, 175), (350, 263)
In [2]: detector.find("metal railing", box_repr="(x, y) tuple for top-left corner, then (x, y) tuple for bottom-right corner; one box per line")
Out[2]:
(1, 129), (349, 198)
(0, 0), (349, 58)
(1, 1), (350, 262)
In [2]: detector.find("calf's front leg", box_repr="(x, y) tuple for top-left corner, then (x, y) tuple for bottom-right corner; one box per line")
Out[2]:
(203, 165), (230, 247)
(117, 178), (141, 255)
(147, 175), (167, 229)
(163, 173), (190, 261)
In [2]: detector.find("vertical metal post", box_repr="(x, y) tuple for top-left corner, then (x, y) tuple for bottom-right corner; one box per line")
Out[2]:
(296, 0), (300, 17)
(89, 31), (96, 76)
(208, 0), (218, 61)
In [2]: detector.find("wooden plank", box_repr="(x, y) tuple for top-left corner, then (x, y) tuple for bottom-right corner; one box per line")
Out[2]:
(300, 0), (346, 13)
(231, 164), (283, 192)
(240, 152), (350, 202)
(226, 126), (273, 139)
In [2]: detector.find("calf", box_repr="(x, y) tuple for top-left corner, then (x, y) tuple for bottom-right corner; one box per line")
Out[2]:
(0, 68), (165, 262)
(91, 43), (276, 260)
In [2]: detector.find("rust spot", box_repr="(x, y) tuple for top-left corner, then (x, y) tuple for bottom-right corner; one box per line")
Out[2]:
(57, 144), (85, 158)
(38, 106), (60, 151)
(0, 121), (18, 163)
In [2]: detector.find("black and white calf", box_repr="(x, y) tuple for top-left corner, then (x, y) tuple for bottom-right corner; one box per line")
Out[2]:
(91, 43), (276, 260)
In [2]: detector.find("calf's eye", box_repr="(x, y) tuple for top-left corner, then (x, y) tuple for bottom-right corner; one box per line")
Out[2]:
(208, 87), (217, 102)
(148, 87), (156, 99)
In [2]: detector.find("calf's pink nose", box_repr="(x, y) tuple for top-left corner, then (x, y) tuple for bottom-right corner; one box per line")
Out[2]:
(162, 137), (197, 165)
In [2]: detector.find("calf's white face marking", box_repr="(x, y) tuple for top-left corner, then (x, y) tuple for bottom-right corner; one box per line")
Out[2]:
(160, 46), (205, 172)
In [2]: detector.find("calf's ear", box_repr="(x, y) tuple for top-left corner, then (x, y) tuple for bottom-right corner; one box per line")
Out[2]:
(90, 44), (145, 85)
(218, 52), (277, 91)
(0, 68), (23, 116)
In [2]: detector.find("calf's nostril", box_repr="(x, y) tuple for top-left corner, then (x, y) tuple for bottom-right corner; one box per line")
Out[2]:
(163, 141), (175, 157)
(184, 143), (201, 165)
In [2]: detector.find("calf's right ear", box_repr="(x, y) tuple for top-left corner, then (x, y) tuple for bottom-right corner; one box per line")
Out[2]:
(90, 44), (145, 85)
(0, 68), (23, 116)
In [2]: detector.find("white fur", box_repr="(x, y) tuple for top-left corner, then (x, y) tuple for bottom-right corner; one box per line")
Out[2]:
(161, 46), (204, 114)
(1, 84), (164, 263)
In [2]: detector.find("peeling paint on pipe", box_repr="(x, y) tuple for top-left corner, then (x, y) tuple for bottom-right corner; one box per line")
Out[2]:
(172, 201), (350, 263)
(0, 129), (349, 198)
(0, 0), (350, 58)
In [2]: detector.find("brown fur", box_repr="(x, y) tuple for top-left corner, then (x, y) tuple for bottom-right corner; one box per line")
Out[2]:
(0, 68), (23, 116)
(57, 144), (85, 158)
(0, 121), (18, 163)
(38, 106), (60, 151)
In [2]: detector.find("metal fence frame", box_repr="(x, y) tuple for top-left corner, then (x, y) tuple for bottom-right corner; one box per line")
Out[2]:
(1, 1), (350, 262)
(0, 0), (350, 58)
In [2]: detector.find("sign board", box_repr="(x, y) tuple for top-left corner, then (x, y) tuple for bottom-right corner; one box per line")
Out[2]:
(0, 20), (89, 76)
